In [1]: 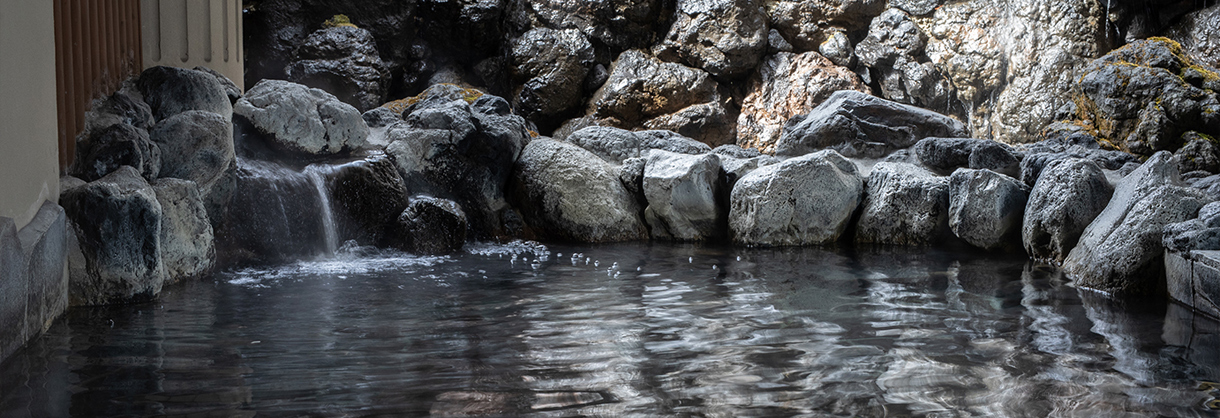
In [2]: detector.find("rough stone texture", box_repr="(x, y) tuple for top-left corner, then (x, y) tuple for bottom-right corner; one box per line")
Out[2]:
(136, 66), (233, 121)
(362, 107), (401, 129)
(505, 0), (666, 51)
(948, 168), (1029, 250)
(0, 217), (22, 362)
(587, 50), (735, 146)
(654, 0), (768, 79)
(619, 156), (648, 204)
(0, 203), (68, 365)
(914, 137), (981, 172)
(889, 0), (939, 15)
(509, 28), (595, 123)
(856, 8), (952, 110)
(242, 0), (417, 87)
(286, 26), (390, 112)
(737, 52), (871, 153)
(642, 150), (725, 241)
(193, 66), (242, 104)
(765, 0), (884, 51)
(324, 153), (409, 246)
(855, 162), (951, 246)
(730, 150), (863, 246)
(776, 90), (967, 158)
(417, 0), (507, 62)
(564, 126), (711, 164)
(83, 87), (154, 133)
(1018, 125), (1139, 186)
(1163, 250), (1220, 319)
(1064, 152), (1212, 297)
(216, 160), (328, 264)
(1163, 4), (1220, 70)
(1077, 38), (1219, 156)
(149, 110), (235, 195)
(69, 123), (161, 182)
(1175, 134), (1220, 174)
(1022, 158), (1114, 263)
(234, 79), (369, 157)
(818, 30), (855, 67)
(968, 140), (1019, 176)
(922, 0), (1107, 143)
(384, 87), (533, 239)
(60, 166), (166, 306)
(387, 196), (468, 255)
(152, 179), (214, 283)
(510, 139), (648, 242)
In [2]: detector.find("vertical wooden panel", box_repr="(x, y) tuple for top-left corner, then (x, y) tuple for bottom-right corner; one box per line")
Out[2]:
(54, 0), (145, 171)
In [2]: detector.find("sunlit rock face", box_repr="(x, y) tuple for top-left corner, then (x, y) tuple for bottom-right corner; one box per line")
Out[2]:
(764, 0), (883, 51)
(919, 0), (1109, 143)
(736, 52), (871, 153)
(654, 0), (769, 79)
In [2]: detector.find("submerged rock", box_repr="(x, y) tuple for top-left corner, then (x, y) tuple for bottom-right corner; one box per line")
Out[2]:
(387, 196), (468, 255)
(776, 90), (967, 158)
(947, 168), (1029, 250)
(855, 162), (951, 246)
(234, 80), (369, 157)
(1063, 152), (1212, 297)
(736, 52), (870, 153)
(642, 150), (725, 241)
(510, 139), (648, 243)
(730, 150), (863, 246)
(1022, 158), (1114, 263)
(61, 167), (165, 306)
(152, 178), (214, 283)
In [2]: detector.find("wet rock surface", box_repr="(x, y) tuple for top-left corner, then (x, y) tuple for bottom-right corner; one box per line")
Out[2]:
(152, 178), (214, 283)
(149, 110), (235, 195)
(948, 168), (1029, 250)
(287, 26), (390, 112)
(1022, 158), (1114, 264)
(137, 66), (233, 121)
(508, 28), (595, 125)
(324, 153), (409, 246)
(730, 150), (863, 246)
(642, 150), (725, 241)
(234, 80), (369, 157)
(855, 162), (951, 246)
(654, 0), (768, 79)
(69, 123), (161, 182)
(737, 52), (870, 153)
(386, 196), (468, 255)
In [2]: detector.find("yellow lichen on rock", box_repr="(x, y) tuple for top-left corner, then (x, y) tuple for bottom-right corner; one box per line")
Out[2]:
(324, 14), (358, 28)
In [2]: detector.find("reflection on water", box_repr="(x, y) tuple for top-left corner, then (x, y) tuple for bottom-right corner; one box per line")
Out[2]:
(2, 243), (1218, 417)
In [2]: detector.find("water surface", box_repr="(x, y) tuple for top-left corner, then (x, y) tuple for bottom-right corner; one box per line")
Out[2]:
(2, 242), (1218, 417)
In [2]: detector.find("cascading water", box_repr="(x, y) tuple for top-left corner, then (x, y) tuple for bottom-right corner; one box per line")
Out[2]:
(222, 158), (344, 262)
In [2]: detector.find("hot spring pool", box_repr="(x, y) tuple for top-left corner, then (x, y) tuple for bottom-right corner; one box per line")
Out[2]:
(2, 242), (1218, 417)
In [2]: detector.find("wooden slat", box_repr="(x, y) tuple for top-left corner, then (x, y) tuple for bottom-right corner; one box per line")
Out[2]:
(53, 0), (144, 172)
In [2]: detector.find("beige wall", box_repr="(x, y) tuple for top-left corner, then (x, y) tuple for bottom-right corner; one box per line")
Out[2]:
(141, 0), (244, 90)
(0, 0), (61, 229)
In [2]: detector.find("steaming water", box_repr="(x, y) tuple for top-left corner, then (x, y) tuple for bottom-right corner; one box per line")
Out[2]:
(2, 242), (1218, 417)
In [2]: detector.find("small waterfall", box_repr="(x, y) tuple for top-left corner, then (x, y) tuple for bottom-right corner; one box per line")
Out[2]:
(223, 158), (344, 262)
(305, 164), (340, 256)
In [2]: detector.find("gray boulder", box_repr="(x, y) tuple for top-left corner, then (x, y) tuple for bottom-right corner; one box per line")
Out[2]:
(1164, 4), (1220, 70)
(653, 0), (768, 78)
(856, 8), (951, 110)
(618, 156), (648, 204)
(60, 166), (165, 306)
(152, 178), (214, 283)
(505, 0), (665, 50)
(855, 162), (951, 246)
(818, 30), (855, 67)
(1063, 152), (1213, 297)
(386, 196), (468, 255)
(193, 66), (242, 104)
(777, 90), (967, 158)
(1022, 158), (1114, 263)
(1175, 134), (1220, 174)
(83, 88), (154, 133)
(510, 139), (648, 243)
(914, 137), (979, 172)
(719, 154), (782, 187)
(643, 150), (725, 241)
(509, 28), (595, 122)
(286, 26), (390, 112)
(362, 107), (401, 129)
(564, 126), (712, 164)
(968, 140), (1019, 176)
(136, 66), (232, 121)
(588, 50), (735, 146)
(149, 110), (235, 195)
(737, 52), (871, 153)
(69, 123), (160, 182)
(730, 150), (863, 246)
(234, 79), (369, 156)
(948, 169), (1029, 250)
(384, 88), (533, 239)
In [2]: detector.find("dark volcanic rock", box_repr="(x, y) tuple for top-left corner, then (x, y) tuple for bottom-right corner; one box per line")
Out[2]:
(947, 168), (1029, 250)
(776, 90), (967, 158)
(855, 162), (951, 246)
(653, 0), (768, 79)
(506, 0), (667, 51)
(387, 196), (468, 255)
(564, 126), (711, 164)
(324, 153), (409, 246)
(1023, 158), (1114, 263)
(287, 26), (390, 112)
(642, 150), (726, 241)
(152, 178), (214, 283)
(737, 52), (871, 153)
(730, 150), (863, 246)
(61, 166), (165, 306)
(137, 66), (232, 121)
(69, 123), (161, 182)
(765, 0), (883, 51)
(509, 27), (595, 124)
